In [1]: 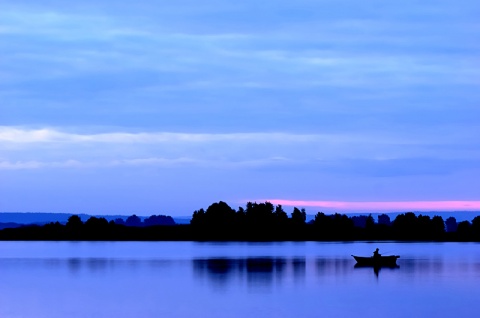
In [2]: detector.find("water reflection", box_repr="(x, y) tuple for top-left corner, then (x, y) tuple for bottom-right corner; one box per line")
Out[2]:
(2, 242), (480, 318)
(292, 258), (306, 279)
(353, 263), (400, 277)
(65, 258), (117, 274)
(24, 257), (174, 276)
(193, 255), (480, 287)
(193, 257), (366, 289)
(19, 255), (480, 282)
(193, 257), (293, 288)
(315, 257), (353, 275)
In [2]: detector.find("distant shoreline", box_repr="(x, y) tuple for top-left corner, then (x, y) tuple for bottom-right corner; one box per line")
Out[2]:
(0, 224), (479, 242)
(2, 202), (480, 242)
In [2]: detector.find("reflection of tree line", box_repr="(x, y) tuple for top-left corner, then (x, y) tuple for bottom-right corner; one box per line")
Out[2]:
(1, 201), (480, 240)
(193, 257), (306, 286)
(193, 257), (364, 285)
(194, 258), (295, 275)
(39, 258), (173, 274)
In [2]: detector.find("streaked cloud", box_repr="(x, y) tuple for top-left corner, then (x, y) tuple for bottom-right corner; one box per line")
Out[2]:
(1, 126), (477, 146)
(0, 159), (84, 170)
(0, 157), (290, 170)
(0, 127), (327, 144)
(1, 127), (479, 177)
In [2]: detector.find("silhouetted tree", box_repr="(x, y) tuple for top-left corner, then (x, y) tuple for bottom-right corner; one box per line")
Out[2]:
(126, 215), (142, 227)
(393, 212), (419, 239)
(82, 217), (109, 239)
(431, 215), (445, 238)
(43, 221), (64, 239)
(313, 212), (332, 237)
(377, 214), (391, 226)
(457, 221), (472, 240)
(445, 217), (457, 232)
(351, 215), (368, 228)
(191, 208), (206, 226)
(114, 218), (126, 225)
(204, 201), (236, 227)
(144, 215), (175, 226)
(291, 207), (306, 225)
(66, 215), (83, 228)
(66, 215), (83, 238)
(245, 202), (275, 227)
(273, 205), (288, 225)
(85, 217), (108, 228)
(471, 216), (480, 240)
(235, 207), (247, 226)
(312, 212), (354, 239)
(331, 213), (355, 239)
(365, 214), (375, 229)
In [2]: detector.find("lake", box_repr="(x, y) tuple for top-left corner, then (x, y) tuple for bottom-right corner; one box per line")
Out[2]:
(0, 241), (479, 318)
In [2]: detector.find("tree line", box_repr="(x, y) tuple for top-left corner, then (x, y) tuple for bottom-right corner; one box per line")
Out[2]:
(0, 214), (180, 241)
(0, 201), (479, 241)
(189, 201), (480, 241)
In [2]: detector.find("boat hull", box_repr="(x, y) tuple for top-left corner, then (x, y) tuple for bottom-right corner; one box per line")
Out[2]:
(352, 255), (399, 266)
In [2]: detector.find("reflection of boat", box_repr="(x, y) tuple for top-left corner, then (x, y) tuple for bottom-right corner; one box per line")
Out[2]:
(351, 255), (400, 266)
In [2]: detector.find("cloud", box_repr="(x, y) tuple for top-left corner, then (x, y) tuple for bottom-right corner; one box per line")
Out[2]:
(3, 126), (406, 145)
(0, 156), (293, 170)
(1, 126), (479, 178)
(2, 1), (478, 91)
(0, 160), (43, 170)
(2, 126), (473, 146)
(0, 159), (84, 170)
(0, 127), (326, 143)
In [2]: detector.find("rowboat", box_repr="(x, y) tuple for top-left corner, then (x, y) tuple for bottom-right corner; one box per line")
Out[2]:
(351, 255), (400, 267)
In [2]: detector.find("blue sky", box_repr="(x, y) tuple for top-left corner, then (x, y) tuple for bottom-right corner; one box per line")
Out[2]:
(1, 1), (479, 216)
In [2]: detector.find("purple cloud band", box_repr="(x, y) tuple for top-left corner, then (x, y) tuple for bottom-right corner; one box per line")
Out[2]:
(261, 200), (480, 212)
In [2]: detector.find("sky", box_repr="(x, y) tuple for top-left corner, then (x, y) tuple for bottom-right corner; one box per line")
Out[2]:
(1, 0), (479, 216)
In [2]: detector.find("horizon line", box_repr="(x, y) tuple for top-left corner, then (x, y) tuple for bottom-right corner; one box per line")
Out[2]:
(256, 200), (480, 212)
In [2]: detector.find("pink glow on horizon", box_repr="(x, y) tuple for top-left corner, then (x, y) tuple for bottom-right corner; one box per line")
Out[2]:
(259, 200), (480, 212)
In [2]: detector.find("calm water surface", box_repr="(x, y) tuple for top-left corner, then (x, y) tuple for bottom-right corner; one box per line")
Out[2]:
(0, 241), (479, 318)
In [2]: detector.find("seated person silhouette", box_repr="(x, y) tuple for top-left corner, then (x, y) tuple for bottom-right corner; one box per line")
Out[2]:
(373, 248), (381, 259)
